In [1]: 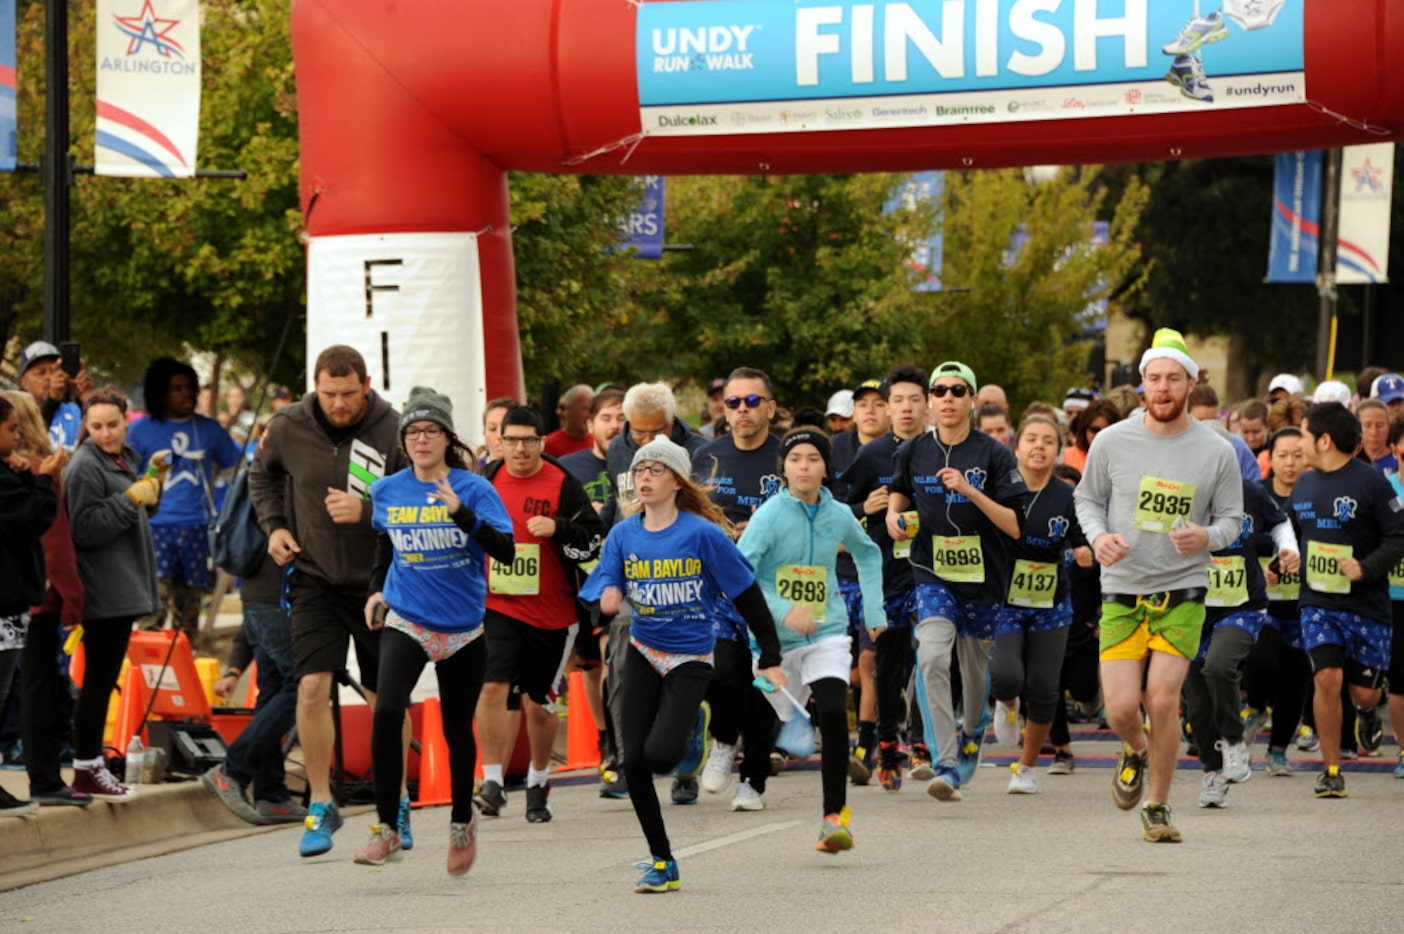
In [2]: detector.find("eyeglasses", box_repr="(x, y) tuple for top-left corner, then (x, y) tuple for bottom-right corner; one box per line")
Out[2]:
(404, 426), (444, 440)
(632, 463), (669, 478)
(501, 435), (542, 448)
(724, 394), (771, 410)
(929, 384), (970, 399)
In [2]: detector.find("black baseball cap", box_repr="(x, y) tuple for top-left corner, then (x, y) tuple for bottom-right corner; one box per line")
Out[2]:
(853, 378), (888, 401)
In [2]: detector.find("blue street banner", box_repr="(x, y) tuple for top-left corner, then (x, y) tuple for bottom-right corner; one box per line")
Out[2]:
(95, 0), (201, 177)
(618, 175), (666, 259)
(883, 171), (943, 291)
(1267, 150), (1322, 284)
(1, 0), (15, 173)
(636, 0), (1305, 137)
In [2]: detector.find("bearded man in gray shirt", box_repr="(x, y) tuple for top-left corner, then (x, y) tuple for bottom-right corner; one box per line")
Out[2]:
(1074, 328), (1242, 844)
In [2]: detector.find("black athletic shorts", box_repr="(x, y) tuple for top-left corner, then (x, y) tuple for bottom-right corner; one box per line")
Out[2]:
(289, 572), (380, 691)
(483, 609), (576, 705)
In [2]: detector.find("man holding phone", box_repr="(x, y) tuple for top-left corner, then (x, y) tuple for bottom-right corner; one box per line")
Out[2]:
(16, 342), (82, 451)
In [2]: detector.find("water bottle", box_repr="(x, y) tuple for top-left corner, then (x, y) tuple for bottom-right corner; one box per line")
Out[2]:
(125, 735), (145, 791)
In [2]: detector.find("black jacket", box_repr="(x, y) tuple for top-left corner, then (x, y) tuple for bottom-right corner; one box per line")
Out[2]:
(0, 463), (58, 614)
(250, 391), (404, 590)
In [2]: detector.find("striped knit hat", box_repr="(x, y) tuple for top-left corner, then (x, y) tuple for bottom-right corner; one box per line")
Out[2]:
(1138, 328), (1199, 380)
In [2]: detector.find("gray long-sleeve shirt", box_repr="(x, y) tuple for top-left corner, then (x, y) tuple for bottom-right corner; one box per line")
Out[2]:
(1074, 414), (1243, 596)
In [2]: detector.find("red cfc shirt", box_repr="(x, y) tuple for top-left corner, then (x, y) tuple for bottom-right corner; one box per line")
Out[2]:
(487, 462), (578, 629)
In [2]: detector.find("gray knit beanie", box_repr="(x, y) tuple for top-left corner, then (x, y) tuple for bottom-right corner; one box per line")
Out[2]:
(400, 386), (454, 435)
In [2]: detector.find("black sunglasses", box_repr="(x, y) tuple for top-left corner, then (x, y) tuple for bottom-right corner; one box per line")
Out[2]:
(930, 384), (970, 398)
(724, 394), (770, 410)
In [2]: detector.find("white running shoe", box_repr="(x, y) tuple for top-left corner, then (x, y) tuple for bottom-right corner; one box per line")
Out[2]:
(1007, 763), (1038, 795)
(1161, 11), (1229, 57)
(994, 699), (1021, 747)
(1219, 739), (1252, 783)
(701, 741), (735, 794)
(1198, 769), (1229, 808)
(730, 778), (764, 812)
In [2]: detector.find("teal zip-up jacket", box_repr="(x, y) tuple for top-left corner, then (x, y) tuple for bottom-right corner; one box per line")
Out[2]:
(738, 485), (885, 653)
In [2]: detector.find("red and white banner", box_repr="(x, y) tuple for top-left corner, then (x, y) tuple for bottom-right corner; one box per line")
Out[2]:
(1336, 143), (1394, 285)
(95, 0), (200, 178)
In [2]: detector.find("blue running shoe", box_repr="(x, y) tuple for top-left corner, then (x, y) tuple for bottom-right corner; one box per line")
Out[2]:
(674, 702), (711, 780)
(956, 728), (984, 788)
(397, 795), (414, 850)
(1394, 752), (1404, 780)
(926, 764), (962, 802)
(299, 801), (343, 857)
(1165, 56), (1214, 103)
(634, 857), (680, 893)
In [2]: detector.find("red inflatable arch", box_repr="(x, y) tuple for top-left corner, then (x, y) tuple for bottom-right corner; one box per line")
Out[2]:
(291, 0), (1403, 431)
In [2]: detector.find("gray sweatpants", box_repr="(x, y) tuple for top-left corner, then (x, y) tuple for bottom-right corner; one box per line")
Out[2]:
(914, 616), (992, 768)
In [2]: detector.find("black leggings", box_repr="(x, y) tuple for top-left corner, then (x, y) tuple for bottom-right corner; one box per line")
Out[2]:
(621, 646), (712, 862)
(372, 627), (486, 825)
(810, 679), (849, 816)
(73, 618), (135, 760)
(21, 613), (67, 793)
(1048, 633), (1099, 747)
(1183, 626), (1255, 770)
(874, 628), (914, 744)
(1243, 624), (1311, 750)
(706, 637), (777, 791)
(990, 627), (1071, 725)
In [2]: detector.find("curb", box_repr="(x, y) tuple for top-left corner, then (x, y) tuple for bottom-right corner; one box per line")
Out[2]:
(0, 780), (292, 892)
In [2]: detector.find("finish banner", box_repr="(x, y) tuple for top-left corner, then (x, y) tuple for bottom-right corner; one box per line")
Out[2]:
(95, 0), (200, 177)
(637, 0), (1305, 137)
(1336, 143), (1394, 285)
(1, 0), (15, 172)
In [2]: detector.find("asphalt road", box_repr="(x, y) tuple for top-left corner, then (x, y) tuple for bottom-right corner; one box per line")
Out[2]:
(4, 748), (1401, 934)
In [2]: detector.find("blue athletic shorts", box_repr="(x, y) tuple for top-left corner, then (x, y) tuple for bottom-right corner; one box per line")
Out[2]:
(1300, 606), (1391, 672)
(151, 522), (214, 590)
(915, 581), (999, 640)
(840, 579), (874, 652)
(996, 598), (1073, 638)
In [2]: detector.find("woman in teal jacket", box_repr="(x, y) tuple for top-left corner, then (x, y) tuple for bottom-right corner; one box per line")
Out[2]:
(737, 427), (885, 854)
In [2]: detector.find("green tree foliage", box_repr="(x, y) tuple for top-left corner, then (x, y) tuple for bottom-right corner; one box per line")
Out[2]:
(928, 167), (1149, 408)
(509, 172), (649, 390)
(1109, 158), (1319, 396)
(629, 173), (933, 401)
(1, 0), (302, 385)
(633, 169), (1146, 410)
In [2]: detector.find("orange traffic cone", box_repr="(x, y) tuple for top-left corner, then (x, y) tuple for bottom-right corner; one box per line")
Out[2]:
(415, 697), (453, 808)
(559, 669), (601, 772)
(112, 666), (149, 751)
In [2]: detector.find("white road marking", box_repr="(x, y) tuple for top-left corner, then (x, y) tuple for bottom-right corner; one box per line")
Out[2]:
(670, 821), (802, 859)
